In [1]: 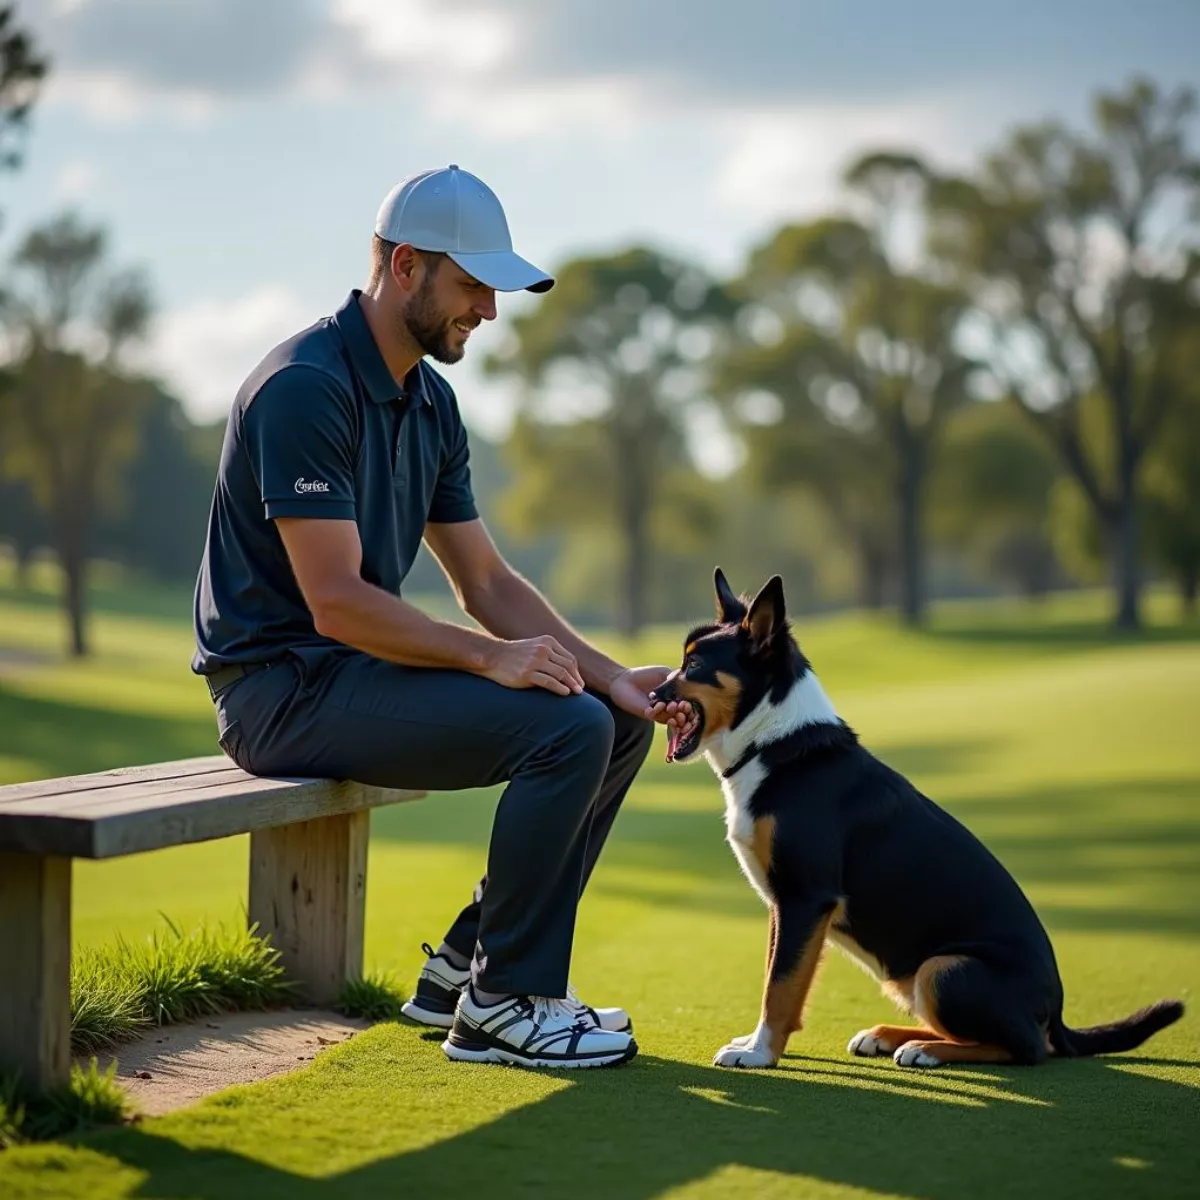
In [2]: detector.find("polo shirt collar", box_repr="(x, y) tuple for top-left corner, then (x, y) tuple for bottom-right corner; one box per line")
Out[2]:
(334, 290), (431, 406)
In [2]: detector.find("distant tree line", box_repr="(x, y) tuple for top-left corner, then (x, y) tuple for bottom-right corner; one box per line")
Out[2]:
(1, 7), (1196, 653)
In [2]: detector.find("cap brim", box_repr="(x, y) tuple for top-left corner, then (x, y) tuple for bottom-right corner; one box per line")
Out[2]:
(446, 250), (554, 293)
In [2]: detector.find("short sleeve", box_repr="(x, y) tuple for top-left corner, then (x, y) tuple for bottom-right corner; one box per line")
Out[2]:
(242, 367), (357, 520)
(427, 401), (479, 524)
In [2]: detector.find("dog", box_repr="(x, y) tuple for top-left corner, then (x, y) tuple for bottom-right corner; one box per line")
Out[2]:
(649, 568), (1184, 1070)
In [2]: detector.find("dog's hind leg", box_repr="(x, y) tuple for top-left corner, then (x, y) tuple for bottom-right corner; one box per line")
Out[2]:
(891, 955), (1048, 1069)
(847, 1024), (943, 1057)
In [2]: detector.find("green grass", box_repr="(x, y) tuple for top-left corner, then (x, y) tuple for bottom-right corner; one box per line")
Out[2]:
(335, 973), (408, 1022)
(1, 1061), (131, 1147)
(70, 919), (293, 1055)
(0, 572), (1198, 1197)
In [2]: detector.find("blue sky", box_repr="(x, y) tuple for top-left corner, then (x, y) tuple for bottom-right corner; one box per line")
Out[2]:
(9, 0), (1199, 436)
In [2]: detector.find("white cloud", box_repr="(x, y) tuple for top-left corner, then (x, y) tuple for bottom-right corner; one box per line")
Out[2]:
(142, 287), (313, 422)
(51, 158), (100, 200)
(329, 0), (515, 73)
(712, 98), (978, 225)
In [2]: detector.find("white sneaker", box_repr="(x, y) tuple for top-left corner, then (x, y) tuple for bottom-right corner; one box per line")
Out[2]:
(564, 985), (633, 1033)
(443, 985), (638, 1069)
(402, 943), (634, 1034)
(400, 943), (470, 1029)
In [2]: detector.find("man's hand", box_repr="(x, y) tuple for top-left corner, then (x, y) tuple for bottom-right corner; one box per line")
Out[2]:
(609, 665), (693, 729)
(481, 636), (586, 696)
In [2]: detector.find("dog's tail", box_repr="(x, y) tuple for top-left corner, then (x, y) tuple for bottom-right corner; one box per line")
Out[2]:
(1050, 999), (1184, 1058)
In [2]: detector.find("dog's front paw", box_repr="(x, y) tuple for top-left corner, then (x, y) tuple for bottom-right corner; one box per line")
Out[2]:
(847, 1029), (890, 1057)
(894, 1041), (944, 1069)
(714, 1039), (777, 1069)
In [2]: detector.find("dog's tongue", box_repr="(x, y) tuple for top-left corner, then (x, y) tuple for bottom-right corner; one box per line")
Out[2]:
(666, 722), (681, 763)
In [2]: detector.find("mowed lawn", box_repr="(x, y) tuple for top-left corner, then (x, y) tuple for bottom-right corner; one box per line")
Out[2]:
(0, 569), (1198, 1199)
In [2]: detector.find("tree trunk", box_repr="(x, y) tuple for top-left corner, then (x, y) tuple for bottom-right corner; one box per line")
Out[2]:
(1180, 564), (1198, 619)
(1112, 477), (1141, 632)
(56, 495), (90, 658)
(614, 418), (652, 639)
(620, 504), (648, 639)
(857, 540), (888, 610)
(897, 436), (926, 627)
(62, 545), (88, 658)
(14, 540), (34, 591)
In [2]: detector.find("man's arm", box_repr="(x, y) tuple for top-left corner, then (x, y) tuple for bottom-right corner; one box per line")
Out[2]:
(276, 517), (585, 695)
(424, 518), (627, 694)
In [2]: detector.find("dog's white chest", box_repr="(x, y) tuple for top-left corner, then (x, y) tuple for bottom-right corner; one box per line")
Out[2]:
(719, 760), (772, 905)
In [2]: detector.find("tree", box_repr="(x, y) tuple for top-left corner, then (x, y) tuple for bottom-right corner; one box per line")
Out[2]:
(930, 400), (1062, 597)
(1142, 398), (1200, 616)
(722, 154), (973, 624)
(1051, 318), (1200, 616)
(93, 387), (220, 583)
(0, 3), (47, 200)
(930, 77), (1200, 629)
(485, 247), (732, 636)
(0, 213), (153, 656)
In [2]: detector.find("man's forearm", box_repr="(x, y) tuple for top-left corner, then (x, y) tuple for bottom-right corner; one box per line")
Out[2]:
(316, 578), (498, 673)
(465, 569), (626, 694)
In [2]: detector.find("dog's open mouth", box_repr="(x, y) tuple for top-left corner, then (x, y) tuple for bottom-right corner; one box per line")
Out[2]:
(666, 702), (705, 763)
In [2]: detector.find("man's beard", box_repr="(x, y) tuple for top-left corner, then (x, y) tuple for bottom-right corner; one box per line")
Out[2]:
(402, 276), (463, 365)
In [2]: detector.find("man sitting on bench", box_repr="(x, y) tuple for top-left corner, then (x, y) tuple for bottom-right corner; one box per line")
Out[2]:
(192, 165), (689, 1071)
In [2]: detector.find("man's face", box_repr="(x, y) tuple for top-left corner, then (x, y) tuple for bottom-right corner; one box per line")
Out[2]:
(401, 256), (497, 365)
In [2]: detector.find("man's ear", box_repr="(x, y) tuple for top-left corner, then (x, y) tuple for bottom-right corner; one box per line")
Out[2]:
(390, 242), (421, 292)
(714, 567), (744, 623)
(744, 575), (786, 646)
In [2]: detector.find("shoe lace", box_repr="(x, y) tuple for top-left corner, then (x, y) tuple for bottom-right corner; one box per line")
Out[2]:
(529, 995), (589, 1030)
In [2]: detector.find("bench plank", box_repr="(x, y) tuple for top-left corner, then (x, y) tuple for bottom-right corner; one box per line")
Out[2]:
(0, 757), (241, 802)
(0, 756), (424, 858)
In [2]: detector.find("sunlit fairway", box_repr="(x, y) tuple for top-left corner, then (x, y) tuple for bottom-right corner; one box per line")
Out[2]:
(1, 566), (1197, 1198)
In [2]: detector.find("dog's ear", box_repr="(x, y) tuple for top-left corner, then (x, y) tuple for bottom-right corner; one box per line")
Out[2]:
(714, 567), (745, 623)
(744, 575), (786, 647)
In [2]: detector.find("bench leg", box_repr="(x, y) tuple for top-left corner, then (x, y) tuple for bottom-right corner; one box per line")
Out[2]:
(0, 853), (72, 1091)
(248, 811), (369, 1005)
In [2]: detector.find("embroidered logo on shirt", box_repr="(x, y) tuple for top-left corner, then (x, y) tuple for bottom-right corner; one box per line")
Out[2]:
(294, 478), (331, 494)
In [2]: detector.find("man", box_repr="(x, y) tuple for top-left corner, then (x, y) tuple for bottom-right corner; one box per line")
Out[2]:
(193, 165), (689, 1070)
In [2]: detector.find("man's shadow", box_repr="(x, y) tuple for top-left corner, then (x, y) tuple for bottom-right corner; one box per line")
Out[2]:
(83, 1043), (1197, 1199)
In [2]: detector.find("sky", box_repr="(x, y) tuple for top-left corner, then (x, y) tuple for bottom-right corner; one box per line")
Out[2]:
(8, 0), (1199, 439)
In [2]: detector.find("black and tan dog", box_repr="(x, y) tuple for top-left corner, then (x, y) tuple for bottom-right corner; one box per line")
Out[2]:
(650, 569), (1184, 1070)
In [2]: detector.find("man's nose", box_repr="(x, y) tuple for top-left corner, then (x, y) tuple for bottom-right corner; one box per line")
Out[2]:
(474, 290), (497, 322)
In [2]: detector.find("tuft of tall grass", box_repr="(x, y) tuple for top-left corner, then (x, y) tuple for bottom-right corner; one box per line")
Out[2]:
(336, 972), (407, 1022)
(1, 1060), (131, 1144)
(69, 916), (294, 1055)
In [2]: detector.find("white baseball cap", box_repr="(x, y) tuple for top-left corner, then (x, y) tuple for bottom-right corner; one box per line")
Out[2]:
(374, 164), (554, 294)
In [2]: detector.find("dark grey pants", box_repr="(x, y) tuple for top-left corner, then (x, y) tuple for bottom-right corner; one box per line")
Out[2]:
(213, 647), (654, 996)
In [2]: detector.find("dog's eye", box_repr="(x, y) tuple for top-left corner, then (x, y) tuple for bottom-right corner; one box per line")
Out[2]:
(685, 655), (701, 672)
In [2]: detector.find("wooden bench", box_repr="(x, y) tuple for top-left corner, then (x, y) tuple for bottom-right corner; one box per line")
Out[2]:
(0, 756), (425, 1091)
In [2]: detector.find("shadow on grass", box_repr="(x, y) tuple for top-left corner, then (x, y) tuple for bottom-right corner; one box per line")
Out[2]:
(0, 684), (217, 780)
(74, 1051), (1198, 1199)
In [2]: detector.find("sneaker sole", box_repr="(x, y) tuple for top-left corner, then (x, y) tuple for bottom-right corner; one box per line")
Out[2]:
(442, 1033), (639, 1070)
(401, 999), (458, 1029)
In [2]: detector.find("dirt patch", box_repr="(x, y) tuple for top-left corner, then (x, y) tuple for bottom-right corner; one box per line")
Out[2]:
(82, 1009), (371, 1117)
(0, 648), (56, 676)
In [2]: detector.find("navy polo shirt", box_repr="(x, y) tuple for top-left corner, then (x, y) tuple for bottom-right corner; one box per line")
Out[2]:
(192, 290), (478, 674)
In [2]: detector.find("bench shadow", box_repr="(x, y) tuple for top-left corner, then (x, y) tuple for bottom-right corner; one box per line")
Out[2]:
(83, 1051), (1198, 1199)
